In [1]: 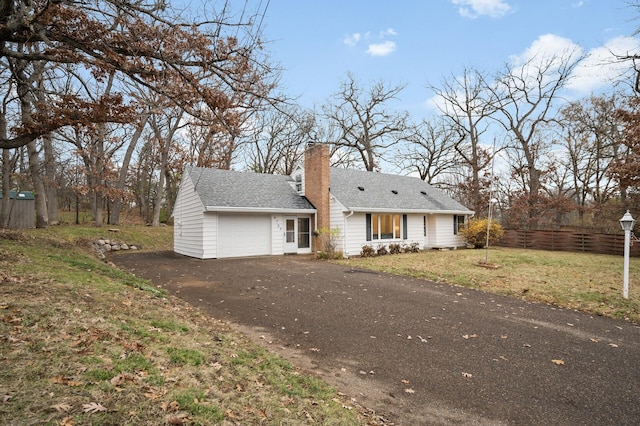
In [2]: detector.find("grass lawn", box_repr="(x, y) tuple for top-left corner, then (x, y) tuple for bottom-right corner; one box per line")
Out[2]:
(337, 246), (640, 323)
(0, 225), (375, 425)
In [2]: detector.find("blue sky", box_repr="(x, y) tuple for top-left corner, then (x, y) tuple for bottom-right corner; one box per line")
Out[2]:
(257, 0), (640, 121)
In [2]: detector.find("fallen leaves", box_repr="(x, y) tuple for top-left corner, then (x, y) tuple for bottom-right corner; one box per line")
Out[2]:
(110, 373), (135, 387)
(49, 376), (83, 387)
(59, 417), (74, 426)
(161, 400), (181, 412)
(51, 403), (72, 413)
(82, 402), (108, 413)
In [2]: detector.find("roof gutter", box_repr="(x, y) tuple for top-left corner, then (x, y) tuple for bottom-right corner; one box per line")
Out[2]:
(345, 207), (475, 215)
(205, 206), (317, 214)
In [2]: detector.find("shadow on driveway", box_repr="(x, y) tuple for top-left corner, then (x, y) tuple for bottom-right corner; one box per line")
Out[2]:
(113, 251), (640, 425)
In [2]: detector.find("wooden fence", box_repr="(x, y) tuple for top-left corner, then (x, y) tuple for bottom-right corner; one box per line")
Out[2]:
(495, 229), (640, 257)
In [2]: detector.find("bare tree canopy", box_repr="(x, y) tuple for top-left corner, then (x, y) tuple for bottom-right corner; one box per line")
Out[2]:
(429, 68), (497, 214)
(323, 73), (408, 171)
(0, 0), (277, 149)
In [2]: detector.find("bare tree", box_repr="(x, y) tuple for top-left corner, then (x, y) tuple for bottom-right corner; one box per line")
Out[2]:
(242, 105), (314, 175)
(560, 93), (625, 218)
(429, 68), (497, 214)
(109, 112), (149, 225)
(491, 50), (582, 227)
(395, 118), (459, 185)
(323, 73), (408, 171)
(149, 106), (185, 227)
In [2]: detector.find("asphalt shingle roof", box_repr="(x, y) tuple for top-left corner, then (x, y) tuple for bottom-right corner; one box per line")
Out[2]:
(330, 168), (472, 213)
(186, 166), (314, 211)
(185, 166), (472, 214)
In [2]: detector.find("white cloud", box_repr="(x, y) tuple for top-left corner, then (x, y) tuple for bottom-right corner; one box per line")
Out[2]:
(343, 33), (362, 47)
(367, 41), (397, 57)
(380, 28), (397, 37)
(452, 0), (511, 19)
(510, 33), (583, 66)
(568, 36), (640, 94)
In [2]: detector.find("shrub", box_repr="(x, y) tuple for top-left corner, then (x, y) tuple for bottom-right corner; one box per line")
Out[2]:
(376, 244), (389, 256)
(360, 244), (375, 257)
(316, 227), (342, 258)
(408, 241), (421, 253)
(461, 218), (504, 248)
(389, 243), (402, 254)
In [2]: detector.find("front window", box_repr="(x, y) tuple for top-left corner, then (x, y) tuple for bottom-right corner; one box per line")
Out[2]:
(370, 214), (401, 240)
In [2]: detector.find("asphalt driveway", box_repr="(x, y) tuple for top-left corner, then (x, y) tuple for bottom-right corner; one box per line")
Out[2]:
(112, 251), (640, 425)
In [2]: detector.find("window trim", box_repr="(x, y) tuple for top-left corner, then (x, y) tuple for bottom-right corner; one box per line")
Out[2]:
(453, 215), (465, 235)
(297, 217), (310, 249)
(366, 213), (407, 241)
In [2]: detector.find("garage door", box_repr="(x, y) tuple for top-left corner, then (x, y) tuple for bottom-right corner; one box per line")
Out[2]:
(218, 214), (271, 258)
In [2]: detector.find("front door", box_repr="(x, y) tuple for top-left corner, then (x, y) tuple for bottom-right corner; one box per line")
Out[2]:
(284, 217), (297, 254)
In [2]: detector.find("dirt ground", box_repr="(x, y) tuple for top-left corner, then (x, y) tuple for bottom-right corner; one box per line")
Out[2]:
(112, 251), (640, 425)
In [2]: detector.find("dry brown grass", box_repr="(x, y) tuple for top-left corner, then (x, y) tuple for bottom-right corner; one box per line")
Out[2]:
(338, 246), (640, 323)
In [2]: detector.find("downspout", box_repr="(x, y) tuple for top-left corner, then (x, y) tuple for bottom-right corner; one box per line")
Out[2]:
(343, 210), (354, 258)
(313, 210), (318, 255)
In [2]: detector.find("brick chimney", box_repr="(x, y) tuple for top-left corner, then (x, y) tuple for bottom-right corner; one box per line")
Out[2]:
(304, 143), (330, 252)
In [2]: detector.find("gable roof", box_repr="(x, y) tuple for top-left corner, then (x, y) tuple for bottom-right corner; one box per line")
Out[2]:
(185, 166), (315, 213)
(330, 168), (472, 214)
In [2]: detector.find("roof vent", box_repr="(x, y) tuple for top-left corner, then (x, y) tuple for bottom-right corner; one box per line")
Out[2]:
(420, 191), (427, 195)
(358, 186), (365, 191)
(391, 190), (398, 194)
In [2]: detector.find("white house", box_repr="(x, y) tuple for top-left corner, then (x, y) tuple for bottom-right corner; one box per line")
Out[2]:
(173, 143), (474, 259)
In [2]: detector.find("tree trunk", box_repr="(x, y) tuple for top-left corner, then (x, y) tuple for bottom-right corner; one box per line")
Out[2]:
(109, 113), (149, 225)
(27, 139), (49, 228)
(152, 160), (166, 227)
(1, 111), (11, 228)
(42, 133), (59, 224)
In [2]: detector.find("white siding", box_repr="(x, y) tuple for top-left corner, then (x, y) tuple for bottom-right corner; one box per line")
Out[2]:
(406, 214), (425, 247)
(344, 213), (366, 257)
(340, 212), (467, 254)
(329, 196), (347, 253)
(271, 215), (285, 256)
(429, 214), (466, 247)
(202, 212), (218, 259)
(218, 214), (271, 258)
(173, 174), (206, 258)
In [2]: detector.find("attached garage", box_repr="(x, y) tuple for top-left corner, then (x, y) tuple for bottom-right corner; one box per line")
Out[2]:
(217, 213), (271, 258)
(173, 167), (316, 259)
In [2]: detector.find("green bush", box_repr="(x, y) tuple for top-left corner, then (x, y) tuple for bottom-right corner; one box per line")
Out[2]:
(461, 218), (504, 248)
